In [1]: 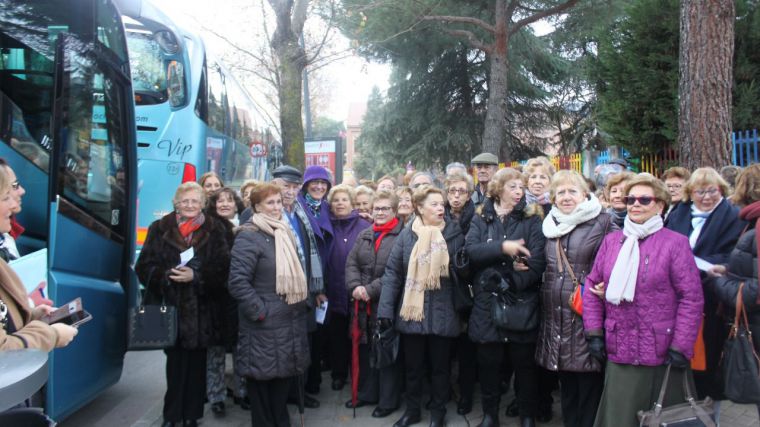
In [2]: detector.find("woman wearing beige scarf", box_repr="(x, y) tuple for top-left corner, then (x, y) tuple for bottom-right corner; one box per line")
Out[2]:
(377, 186), (465, 427)
(228, 183), (310, 427)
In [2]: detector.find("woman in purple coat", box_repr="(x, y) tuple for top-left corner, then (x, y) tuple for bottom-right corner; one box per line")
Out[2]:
(324, 184), (371, 391)
(582, 174), (703, 427)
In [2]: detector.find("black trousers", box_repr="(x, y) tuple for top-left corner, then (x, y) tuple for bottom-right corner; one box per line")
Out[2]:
(478, 341), (539, 418)
(403, 334), (453, 417)
(306, 329), (322, 390)
(558, 371), (604, 427)
(456, 332), (478, 401)
(357, 342), (403, 409)
(326, 312), (350, 380)
(247, 376), (293, 427)
(163, 347), (206, 422)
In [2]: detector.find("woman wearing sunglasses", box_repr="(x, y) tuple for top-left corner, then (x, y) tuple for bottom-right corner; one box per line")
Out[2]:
(664, 167), (746, 402)
(583, 174), (703, 427)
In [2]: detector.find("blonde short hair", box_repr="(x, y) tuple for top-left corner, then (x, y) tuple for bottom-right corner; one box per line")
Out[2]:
(605, 171), (636, 198)
(412, 185), (445, 215)
(374, 190), (399, 212)
(199, 171), (224, 189)
(444, 173), (474, 194)
(683, 167), (730, 203)
(328, 184), (356, 205)
(173, 181), (206, 210)
(526, 156), (556, 175)
(377, 175), (397, 190)
(355, 185), (375, 202)
(525, 162), (555, 179)
(396, 186), (413, 200)
(549, 170), (590, 204)
(662, 167), (690, 182)
(731, 164), (760, 207)
(487, 168), (526, 202)
(624, 174), (671, 207)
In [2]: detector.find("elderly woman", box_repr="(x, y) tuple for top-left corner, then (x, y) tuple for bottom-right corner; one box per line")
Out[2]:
(410, 171), (436, 189)
(604, 171), (635, 228)
(443, 173), (477, 415)
(708, 164), (760, 420)
(199, 172), (223, 195)
(525, 161), (555, 216)
(662, 167), (690, 219)
(135, 182), (231, 427)
(228, 183), (310, 427)
(377, 186), (465, 427)
(205, 188), (248, 414)
(535, 170), (617, 427)
(354, 185), (375, 222)
(465, 168), (546, 427)
(345, 190), (405, 417)
(665, 167), (746, 400)
(396, 186), (414, 225)
(0, 166), (77, 351)
(377, 175), (397, 192)
(324, 184), (370, 391)
(240, 180), (259, 208)
(583, 174), (703, 427)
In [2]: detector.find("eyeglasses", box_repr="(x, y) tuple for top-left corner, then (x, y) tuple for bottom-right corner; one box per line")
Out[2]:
(179, 199), (202, 206)
(447, 188), (469, 196)
(373, 206), (393, 213)
(666, 184), (682, 190)
(11, 181), (19, 190)
(693, 188), (719, 198)
(623, 196), (658, 206)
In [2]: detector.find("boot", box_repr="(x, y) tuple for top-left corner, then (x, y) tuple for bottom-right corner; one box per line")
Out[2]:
(393, 411), (421, 427)
(429, 412), (444, 427)
(476, 413), (498, 427)
(520, 416), (536, 427)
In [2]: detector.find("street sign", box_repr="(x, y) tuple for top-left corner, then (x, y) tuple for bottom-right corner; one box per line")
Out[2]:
(250, 141), (268, 158)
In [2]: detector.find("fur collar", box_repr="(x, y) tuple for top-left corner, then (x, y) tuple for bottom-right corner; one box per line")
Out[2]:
(157, 213), (212, 252)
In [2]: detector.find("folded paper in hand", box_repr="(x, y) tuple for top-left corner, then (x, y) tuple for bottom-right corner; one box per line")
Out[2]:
(177, 247), (194, 268)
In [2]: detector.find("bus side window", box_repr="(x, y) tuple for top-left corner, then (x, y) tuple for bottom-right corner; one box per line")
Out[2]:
(194, 63), (208, 122)
(206, 64), (226, 135)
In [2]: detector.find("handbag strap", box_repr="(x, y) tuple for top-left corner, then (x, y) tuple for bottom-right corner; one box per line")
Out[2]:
(653, 366), (716, 427)
(731, 282), (750, 338)
(555, 239), (578, 286)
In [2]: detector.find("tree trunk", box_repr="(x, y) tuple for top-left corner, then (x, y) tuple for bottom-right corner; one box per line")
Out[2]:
(481, 0), (510, 162)
(677, 0), (734, 169)
(269, 0), (307, 169)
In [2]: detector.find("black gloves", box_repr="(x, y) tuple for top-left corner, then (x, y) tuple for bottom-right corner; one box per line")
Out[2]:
(480, 268), (509, 294)
(666, 349), (689, 368)
(587, 336), (606, 362)
(377, 318), (393, 334)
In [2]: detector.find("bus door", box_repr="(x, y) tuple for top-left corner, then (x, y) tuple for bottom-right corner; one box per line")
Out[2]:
(45, 32), (136, 420)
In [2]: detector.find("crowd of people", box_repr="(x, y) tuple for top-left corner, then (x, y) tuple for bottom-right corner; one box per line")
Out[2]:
(132, 154), (760, 427)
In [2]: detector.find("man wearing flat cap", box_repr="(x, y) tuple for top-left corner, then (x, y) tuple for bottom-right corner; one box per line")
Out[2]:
(470, 152), (499, 207)
(270, 165), (325, 410)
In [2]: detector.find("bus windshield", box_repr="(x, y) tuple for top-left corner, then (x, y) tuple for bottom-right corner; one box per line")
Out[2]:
(127, 29), (185, 107)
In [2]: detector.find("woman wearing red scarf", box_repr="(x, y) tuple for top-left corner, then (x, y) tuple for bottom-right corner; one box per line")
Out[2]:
(708, 164), (760, 423)
(135, 182), (231, 427)
(344, 190), (405, 418)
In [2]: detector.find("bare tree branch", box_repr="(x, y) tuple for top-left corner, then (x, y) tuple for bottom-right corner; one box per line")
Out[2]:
(420, 15), (496, 34)
(444, 29), (493, 53)
(306, 0), (336, 64)
(509, 0), (580, 35)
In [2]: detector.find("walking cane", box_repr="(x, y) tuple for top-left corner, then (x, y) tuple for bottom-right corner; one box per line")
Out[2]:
(297, 373), (305, 427)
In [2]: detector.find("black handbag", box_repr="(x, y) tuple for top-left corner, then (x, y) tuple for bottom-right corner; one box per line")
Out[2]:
(721, 282), (760, 404)
(128, 268), (177, 350)
(637, 366), (716, 427)
(450, 264), (473, 314)
(370, 324), (400, 369)
(490, 289), (539, 332)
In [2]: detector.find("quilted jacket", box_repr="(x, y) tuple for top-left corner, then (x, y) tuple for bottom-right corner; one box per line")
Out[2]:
(583, 228), (703, 366)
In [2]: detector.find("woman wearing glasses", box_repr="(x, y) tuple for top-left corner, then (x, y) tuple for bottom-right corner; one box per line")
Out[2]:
(344, 190), (405, 417)
(584, 174), (703, 427)
(664, 167), (746, 401)
(135, 182), (232, 427)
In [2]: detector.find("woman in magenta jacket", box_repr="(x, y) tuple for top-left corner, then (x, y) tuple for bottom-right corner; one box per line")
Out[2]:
(582, 174), (703, 427)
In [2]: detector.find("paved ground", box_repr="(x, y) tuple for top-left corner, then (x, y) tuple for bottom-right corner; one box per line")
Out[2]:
(63, 350), (760, 426)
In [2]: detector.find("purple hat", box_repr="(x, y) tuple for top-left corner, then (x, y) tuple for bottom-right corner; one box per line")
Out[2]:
(302, 165), (332, 192)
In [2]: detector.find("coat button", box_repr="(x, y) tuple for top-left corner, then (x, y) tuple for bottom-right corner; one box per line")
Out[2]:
(344, 238), (348, 243)
(556, 334), (561, 339)
(556, 306), (561, 311)
(553, 364), (558, 369)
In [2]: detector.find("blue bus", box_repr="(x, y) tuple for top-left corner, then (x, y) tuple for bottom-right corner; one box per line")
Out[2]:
(122, 1), (280, 248)
(0, 0), (137, 420)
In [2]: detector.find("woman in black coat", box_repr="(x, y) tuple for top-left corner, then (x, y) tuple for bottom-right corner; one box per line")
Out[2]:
(377, 186), (465, 427)
(228, 183), (311, 427)
(465, 168), (547, 427)
(708, 164), (760, 421)
(135, 182), (231, 427)
(665, 167), (747, 400)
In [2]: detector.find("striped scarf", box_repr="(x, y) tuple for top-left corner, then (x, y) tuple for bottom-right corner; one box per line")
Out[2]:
(293, 202), (325, 295)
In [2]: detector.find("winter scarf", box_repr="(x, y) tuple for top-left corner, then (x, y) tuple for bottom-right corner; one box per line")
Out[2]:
(292, 202), (325, 295)
(177, 213), (205, 245)
(739, 200), (760, 288)
(304, 193), (323, 218)
(399, 217), (449, 321)
(607, 207), (627, 228)
(689, 201), (721, 249)
(373, 217), (399, 252)
(526, 191), (550, 207)
(542, 193), (603, 239)
(250, 213), (307, 304)
(606, 214), (663, 305)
